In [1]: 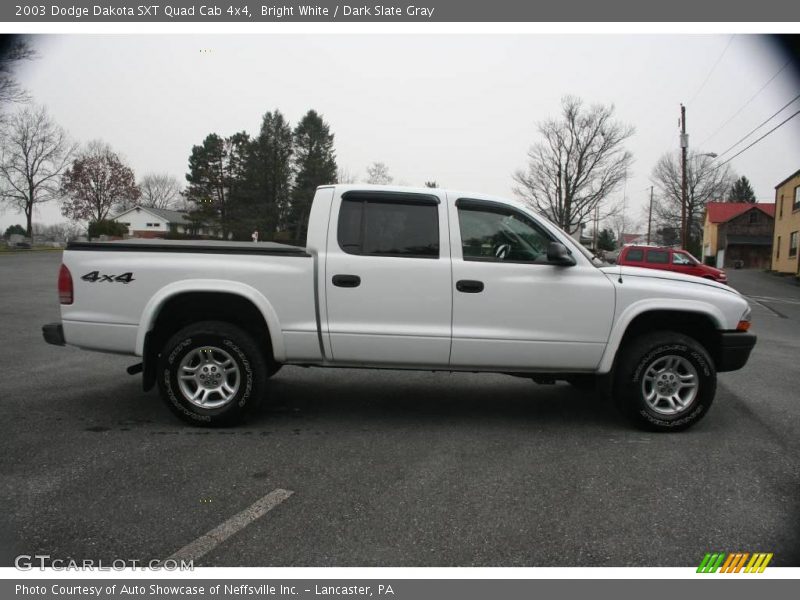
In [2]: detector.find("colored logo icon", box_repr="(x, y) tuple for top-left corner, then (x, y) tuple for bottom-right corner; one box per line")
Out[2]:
(697, 552), (773, 573)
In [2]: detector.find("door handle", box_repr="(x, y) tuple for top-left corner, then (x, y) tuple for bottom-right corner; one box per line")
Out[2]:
(456, 279), (484, 293)
(332, 274), (361, 288)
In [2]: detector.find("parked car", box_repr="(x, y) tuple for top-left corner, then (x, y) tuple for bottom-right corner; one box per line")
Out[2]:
(617, 245), (727, 283)
(43, 185), (754, 431)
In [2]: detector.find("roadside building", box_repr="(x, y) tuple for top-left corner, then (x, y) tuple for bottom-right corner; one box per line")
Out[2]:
(701, 202), (775, 269)
(772, 168), (800, 274)
(111, 206), (205, 239)
(621, 233), (648, 246)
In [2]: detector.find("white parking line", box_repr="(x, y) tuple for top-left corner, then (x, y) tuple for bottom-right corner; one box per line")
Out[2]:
(166, 488), (294, 563)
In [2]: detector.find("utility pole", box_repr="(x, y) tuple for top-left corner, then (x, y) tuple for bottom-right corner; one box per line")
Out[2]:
(680, 104), (689, 250)
(647, 185), (654, 245)
(593, 204), (599, 252)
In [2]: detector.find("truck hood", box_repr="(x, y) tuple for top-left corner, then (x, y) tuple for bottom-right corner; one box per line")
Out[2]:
(599, 265), (740, 295)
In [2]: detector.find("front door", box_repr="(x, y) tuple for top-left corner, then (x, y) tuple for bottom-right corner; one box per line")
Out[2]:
(448, 195), (615, 371)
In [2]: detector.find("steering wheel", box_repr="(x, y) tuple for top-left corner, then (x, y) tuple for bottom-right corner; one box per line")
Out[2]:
(494, 243), (511, 261)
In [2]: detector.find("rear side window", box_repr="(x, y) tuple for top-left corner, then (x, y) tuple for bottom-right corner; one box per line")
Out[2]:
(337, 193), (439, 258)
(646, 249), (669, 264)
(625, 248), (644, 261)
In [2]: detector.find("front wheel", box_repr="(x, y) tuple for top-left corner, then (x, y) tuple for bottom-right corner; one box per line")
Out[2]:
(613, 331), (716, 431)
(157, 321), (268, 426)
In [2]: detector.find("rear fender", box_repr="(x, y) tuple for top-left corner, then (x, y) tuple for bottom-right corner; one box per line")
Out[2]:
(135, 279), (285, 361)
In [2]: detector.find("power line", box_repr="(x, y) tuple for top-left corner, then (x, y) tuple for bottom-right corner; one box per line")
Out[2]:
(687, 35), (736, 107)
(714, 92), (800, 160)
(697, 59), (791, 147)
(712, 108), (800, 170)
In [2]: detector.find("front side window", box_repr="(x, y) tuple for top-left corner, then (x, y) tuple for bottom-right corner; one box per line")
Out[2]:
(672, 252), (692, 265)
(457, 200), (553, 262)
(646, 249), (669, 264)
(337, 193), (439, 258)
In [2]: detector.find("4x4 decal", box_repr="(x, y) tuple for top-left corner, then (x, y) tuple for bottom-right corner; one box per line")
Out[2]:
(81, 271), (135, 284)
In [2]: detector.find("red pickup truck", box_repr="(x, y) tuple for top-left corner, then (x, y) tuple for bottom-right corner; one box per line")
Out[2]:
(617, 245), (728, 284)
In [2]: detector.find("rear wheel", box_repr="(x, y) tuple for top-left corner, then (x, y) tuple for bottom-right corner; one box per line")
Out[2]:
(157, 321), (267, 426)
(613, 331), (716, 431)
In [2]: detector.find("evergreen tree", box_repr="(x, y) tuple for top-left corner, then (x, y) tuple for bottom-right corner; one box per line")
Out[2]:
(242, 110), (294, 238)
(184, 132), (249, 239)
(4, 224), (25, 238)
(289, 110), (337, 244)
(727, 175), (756, 203)
(597, 228), (616, 251)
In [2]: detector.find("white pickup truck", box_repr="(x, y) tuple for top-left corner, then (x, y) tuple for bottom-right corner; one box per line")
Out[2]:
(43, 184), (756, 431)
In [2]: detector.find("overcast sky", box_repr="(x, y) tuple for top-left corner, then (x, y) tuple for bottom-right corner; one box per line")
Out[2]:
(2, 33), (799, 233)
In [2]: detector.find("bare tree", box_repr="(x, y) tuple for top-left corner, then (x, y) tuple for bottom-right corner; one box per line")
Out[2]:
(137, 172), (182, 210)
(60, 140), (140, 223)
(650, 151), (733, 253)
(513, 96), (634, 235)
(365, 162), (393, 185)
(33, 220), (85, 243)
(0, 37), (36, 106)
(0, 105), (75, 236)
(607, 209), (642, 249)
(336, 166), (357, 184)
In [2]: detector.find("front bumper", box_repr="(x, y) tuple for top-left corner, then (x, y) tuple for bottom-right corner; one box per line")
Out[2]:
(716, 332), (756, 372)
(42, 322), (65, 346)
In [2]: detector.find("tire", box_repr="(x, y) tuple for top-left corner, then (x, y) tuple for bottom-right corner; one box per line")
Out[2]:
(613, 331), (716, 432)
(157, 321), (268, 427)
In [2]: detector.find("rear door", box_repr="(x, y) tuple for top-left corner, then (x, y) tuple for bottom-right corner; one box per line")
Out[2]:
(324, 189), (452, 366)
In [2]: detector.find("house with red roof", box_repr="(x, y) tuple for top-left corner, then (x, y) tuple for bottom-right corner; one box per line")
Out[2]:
(701, 201), (775, 269)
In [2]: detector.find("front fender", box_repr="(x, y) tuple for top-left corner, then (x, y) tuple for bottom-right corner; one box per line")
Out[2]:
(596, 299), (727, 374)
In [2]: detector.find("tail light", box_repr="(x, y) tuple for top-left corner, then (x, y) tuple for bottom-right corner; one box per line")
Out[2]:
(58, 264), (73, 305)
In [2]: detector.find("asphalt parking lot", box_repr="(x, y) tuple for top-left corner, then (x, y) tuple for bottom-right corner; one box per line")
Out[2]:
(1, 251), (798, 567)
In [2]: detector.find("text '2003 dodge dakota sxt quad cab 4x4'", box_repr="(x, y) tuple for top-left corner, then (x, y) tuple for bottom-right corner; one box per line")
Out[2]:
(43, 184), (757, 431)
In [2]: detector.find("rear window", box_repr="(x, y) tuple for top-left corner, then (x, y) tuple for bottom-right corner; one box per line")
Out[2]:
(625, 248), (644, 261)
(646, 249), (669, 264)
(337, 193), (440, 258)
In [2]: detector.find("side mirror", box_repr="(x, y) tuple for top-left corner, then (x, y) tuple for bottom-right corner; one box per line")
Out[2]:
(546, 241), (575, 266)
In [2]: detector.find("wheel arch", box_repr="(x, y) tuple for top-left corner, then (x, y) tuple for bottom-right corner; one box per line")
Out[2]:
(597, 301), (726, 374)
(137, 281), (284, 391)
